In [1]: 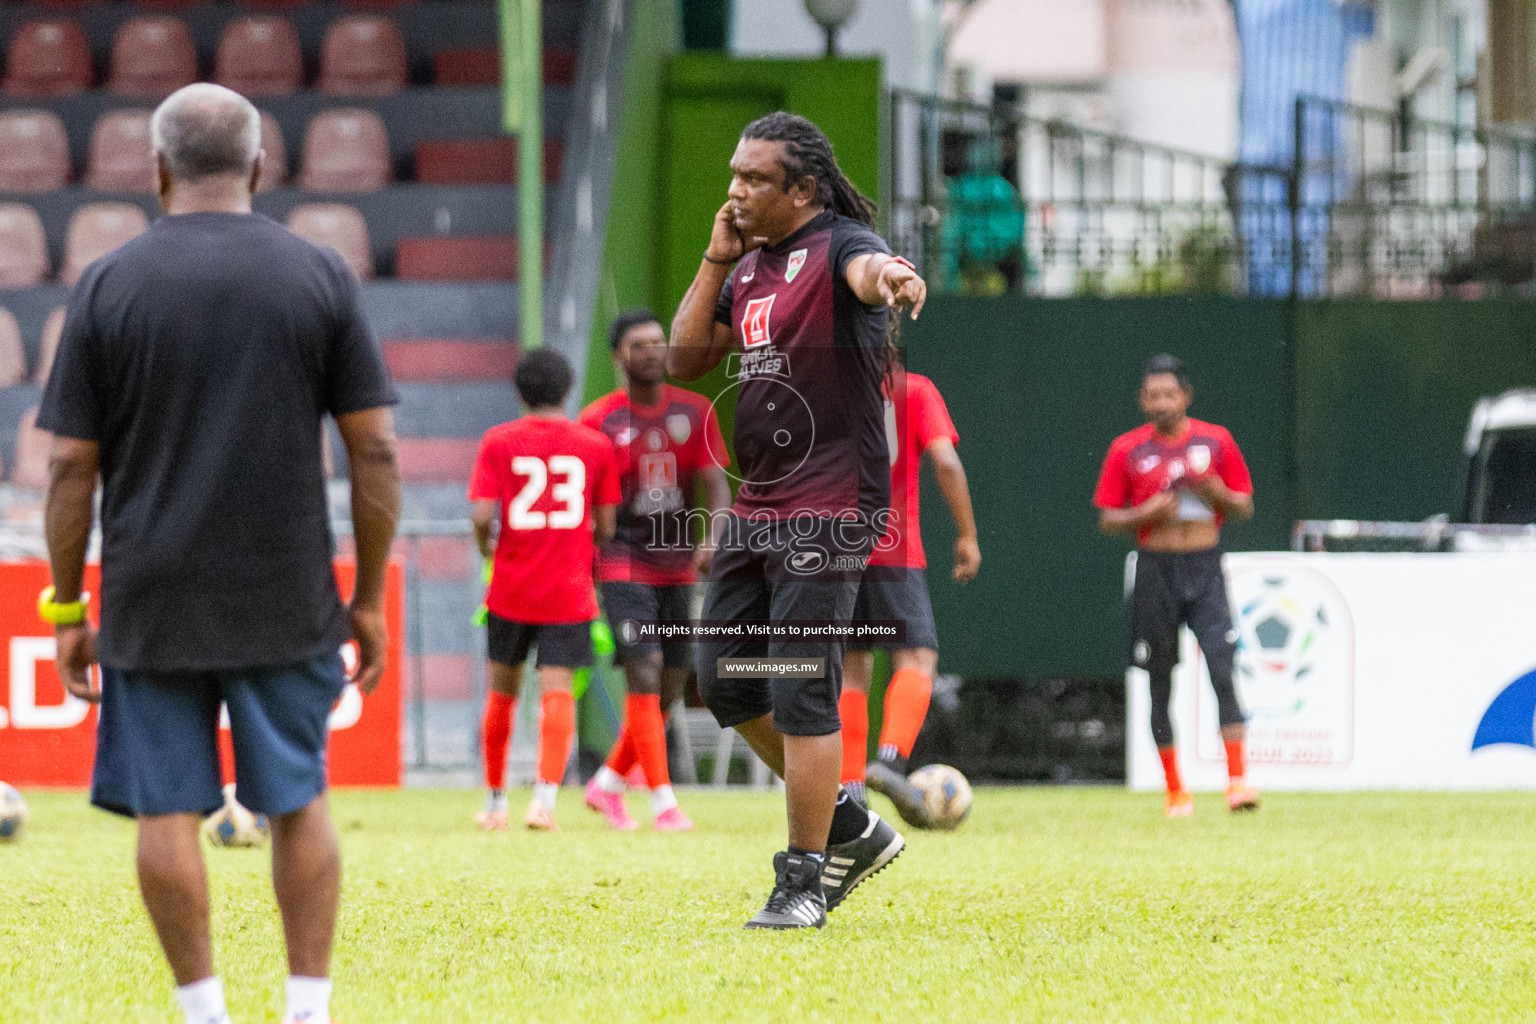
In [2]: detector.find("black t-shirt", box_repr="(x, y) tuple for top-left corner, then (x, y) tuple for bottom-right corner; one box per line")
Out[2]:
(38, 212), (399, 672)
(713, 209), (891, 522)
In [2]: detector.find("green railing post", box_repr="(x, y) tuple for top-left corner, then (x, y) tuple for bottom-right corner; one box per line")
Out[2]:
(502, 0), (543, 348)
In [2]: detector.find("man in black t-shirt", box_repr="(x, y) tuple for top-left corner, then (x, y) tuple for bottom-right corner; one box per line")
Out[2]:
(670, 112), (928, 930)
(39, 84), (400, 1024)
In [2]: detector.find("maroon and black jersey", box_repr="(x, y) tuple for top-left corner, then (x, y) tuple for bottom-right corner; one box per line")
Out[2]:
(579, 385), (727, 585)
(713, 209), (891, 523)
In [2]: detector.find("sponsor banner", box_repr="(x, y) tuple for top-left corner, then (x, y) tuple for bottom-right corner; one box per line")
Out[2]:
(0, 560), (403, 788)
(1128, 552), (1536, 791)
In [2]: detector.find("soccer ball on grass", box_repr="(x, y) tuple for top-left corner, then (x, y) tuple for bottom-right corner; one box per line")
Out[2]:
(0, 782), (28, 842)
(202, 784), (269, 848)
(907, 764), (972, 831)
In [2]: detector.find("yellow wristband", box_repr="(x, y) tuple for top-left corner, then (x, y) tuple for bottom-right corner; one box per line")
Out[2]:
(37, 586), (90, 626)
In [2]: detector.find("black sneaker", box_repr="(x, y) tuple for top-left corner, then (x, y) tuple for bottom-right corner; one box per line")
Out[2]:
(743, 851), (827, 930)
(865, 760), (934, 829)
(822, 809), (905, 912)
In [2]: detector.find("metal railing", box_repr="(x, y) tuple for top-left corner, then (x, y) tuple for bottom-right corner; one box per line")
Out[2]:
(886, 90), (1536, 298)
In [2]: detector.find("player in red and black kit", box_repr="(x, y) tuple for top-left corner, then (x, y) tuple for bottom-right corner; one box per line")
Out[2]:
(1093, 354), (1259, 818)
(671, 112), (927, 930)
(841, 363), (979, 827)
(469, 349), (621, 832)
(579, 309), (730, 832)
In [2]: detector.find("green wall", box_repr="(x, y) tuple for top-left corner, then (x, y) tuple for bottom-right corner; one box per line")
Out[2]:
(1295, 300), (1536, 521)
(904, 297), (1293, 679)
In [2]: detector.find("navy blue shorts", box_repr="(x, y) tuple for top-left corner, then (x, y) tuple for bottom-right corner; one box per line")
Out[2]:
(91, 652), (348, 819)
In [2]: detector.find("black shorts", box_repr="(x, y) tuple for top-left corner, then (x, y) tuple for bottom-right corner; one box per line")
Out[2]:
(486, 613), (593, 669)
(601, 581), (694, 670)
(1129, 547), (1235, 672)
(695, 514), (869, 737)
(847, 565), (938, 651)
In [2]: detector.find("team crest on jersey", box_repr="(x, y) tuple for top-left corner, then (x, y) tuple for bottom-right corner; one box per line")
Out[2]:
(786, 248), (808, 283)
(645, 429), (666, 452)
(1187, 445), (1211, 474)
(666, 413), (692, 445)
(742, 295), (776, 348)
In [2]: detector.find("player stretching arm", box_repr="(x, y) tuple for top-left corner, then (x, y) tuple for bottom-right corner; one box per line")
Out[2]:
(842, 364), (979, 827)
(1093, 354), (1257, 819)
(470, 349), (619, 832)
(669, 112), (926, 931)
(578, 310), (731, 832)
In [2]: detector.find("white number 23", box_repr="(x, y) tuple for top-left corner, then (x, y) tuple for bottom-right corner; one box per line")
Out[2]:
(508, 456), (586, 530)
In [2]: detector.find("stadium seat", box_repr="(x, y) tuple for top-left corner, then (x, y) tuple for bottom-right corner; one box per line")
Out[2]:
(382, 340), (518, 383)
(11, 407), (49, 491)
(215, 16), (303, 97)
(287, 203), (373, 280)
(414, 138), (562, 185)
(0, 111), (71, 192)
(396, 237), (519, 281)
(317, 16), (407, 96)
(0, 204), (50, 287)
(34, 306), (65, 386)
(2, 20), (93, 96)
(0, 308), (25, 388)
(299, 108), (391, 192)
(61, 202), (149, 285)
(108, 17), (198, 99)
(255, 110), (287, 192)
(86, 110), (155, 192)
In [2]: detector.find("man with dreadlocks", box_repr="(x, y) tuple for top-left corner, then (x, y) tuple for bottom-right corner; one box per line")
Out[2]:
(670, 111), (928, 930)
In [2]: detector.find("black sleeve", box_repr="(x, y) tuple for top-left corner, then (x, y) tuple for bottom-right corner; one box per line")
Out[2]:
(36, 270), (104, 441)
(323, 251), (399, 416)
(713, 274), (734, 327)
(829, 217), (890, 282)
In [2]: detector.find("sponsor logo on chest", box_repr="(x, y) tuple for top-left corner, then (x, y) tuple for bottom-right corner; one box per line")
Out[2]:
(742, 294), (776, 348)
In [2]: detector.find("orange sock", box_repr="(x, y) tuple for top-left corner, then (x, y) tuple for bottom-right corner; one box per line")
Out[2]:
(604, 723), (636, 776)
(1224, 739), (1245, 781)
(878, 668), (933, 758)
(537, 690), (575, 786)
(626, 694), (670, 789)
(839, 689), (869, 785)
(481, 691), (516, 789)
(1158, 746), (1183, 793)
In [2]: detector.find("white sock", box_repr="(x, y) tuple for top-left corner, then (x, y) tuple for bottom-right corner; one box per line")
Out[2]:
(594, 766), (625, 794)
(175, 977), (229, 1024)
(649, 785), (678, 815)
(534, 781), (559, 811)
(283, 975), (332, 1023)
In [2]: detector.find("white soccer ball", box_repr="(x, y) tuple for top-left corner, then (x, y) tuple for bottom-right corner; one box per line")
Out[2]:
(908, 764), (973, 831)
(202, 784), (269, 848)
(0, 782), (28, 842)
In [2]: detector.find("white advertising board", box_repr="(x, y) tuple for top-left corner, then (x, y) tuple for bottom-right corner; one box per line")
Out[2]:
(1127, 552), (1536, 791)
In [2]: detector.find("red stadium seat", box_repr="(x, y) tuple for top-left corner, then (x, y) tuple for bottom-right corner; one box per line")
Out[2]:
(0, 204), (50, 287)
(287, 203), (373, 280)
(299, 108), (391, 192)
(34, 306), (65, 386)
(86, 109), (155, 192)
(395, 438), (478, 483)
(396, 237), (519, 281)
(432, 47), (576, 87)
(382, 339), (518, 382)
(11, 407), (50, 491)
(215, 16), (303, 97)
(255, 110), (287, 192)
(414, 138), (563, 185)
(340, 0), (419, 9)
(0, 110), (71, 192)
(318, 16), (407, 96)
(0, 307), (25, 388)
(108, 16), (198, 99)
(2, 20), (93, 96)
(61, 202), (149, 285)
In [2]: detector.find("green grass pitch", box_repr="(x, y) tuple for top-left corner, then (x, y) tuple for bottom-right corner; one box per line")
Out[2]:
(4, 787), (1536, 1022)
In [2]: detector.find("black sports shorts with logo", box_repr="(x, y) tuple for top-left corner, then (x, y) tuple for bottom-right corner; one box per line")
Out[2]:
(1129, 547), (1235, 673)
(601, 581), (694, 670)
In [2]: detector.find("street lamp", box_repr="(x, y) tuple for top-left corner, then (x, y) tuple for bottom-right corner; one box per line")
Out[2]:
(804, 0), (859, 57)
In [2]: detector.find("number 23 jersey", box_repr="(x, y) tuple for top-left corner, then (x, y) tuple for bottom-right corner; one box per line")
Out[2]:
(469, 416), (622, 623)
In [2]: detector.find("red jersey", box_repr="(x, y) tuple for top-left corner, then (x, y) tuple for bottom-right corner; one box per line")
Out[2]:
(579, 385), (728, 585)
(1092, 418), (1252, 546)
(468, 416), (621, 623)
(869, 372), (958, 568)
